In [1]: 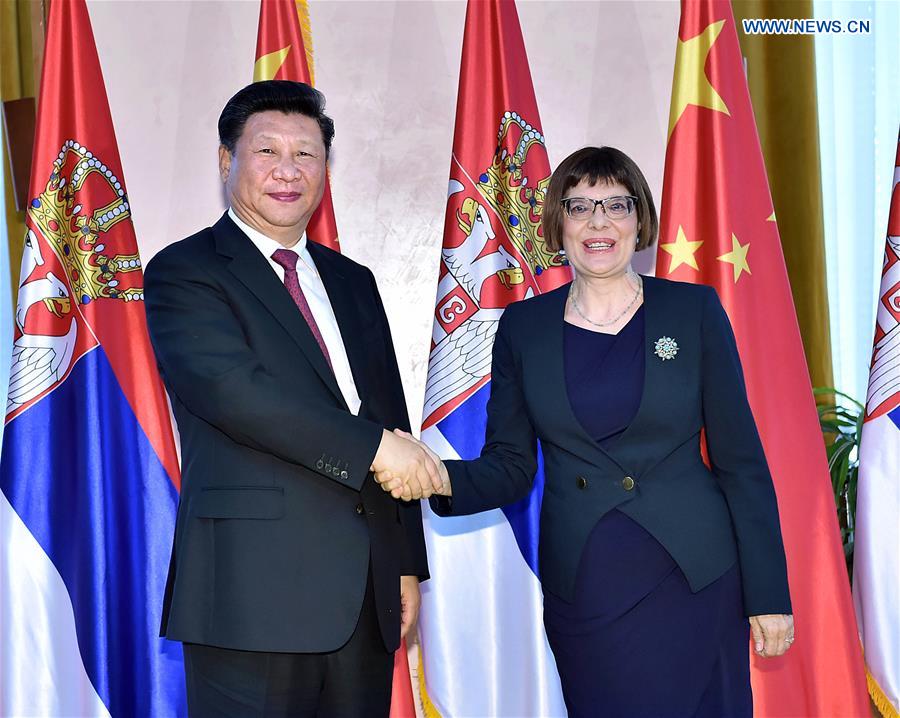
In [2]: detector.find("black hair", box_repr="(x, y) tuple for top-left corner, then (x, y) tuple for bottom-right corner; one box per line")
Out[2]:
(544, 146), (658, 252)
(217, 80), (335, 157)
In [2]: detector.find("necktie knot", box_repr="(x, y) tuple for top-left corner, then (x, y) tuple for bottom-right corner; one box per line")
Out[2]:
(271, 248), (299, 272)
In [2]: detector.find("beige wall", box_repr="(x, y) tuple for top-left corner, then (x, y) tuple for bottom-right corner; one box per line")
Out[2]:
(87, 0), (679, 427)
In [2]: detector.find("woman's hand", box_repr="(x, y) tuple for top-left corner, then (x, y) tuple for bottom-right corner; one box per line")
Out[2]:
(749, 614), (794, 657)
(391, 429), (452, 496)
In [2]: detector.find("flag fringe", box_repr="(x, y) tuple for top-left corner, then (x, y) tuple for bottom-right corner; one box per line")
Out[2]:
(867, 670), (899, 718)
(294, 0), (315, 85)
(416, 642), (443, 718)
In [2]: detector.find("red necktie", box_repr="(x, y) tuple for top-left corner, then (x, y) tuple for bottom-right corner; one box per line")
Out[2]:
(271, 248), (333, 370)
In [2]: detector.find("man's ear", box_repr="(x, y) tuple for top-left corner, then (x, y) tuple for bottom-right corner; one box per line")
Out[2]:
(218, 145), (232, 183)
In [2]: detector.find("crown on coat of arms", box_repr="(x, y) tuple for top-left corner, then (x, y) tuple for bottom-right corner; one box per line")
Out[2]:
(27, 140), (143, 304)
(476, 112), (566, 275)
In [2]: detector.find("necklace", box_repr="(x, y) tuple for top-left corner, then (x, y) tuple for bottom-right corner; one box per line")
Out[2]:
(569, 274), (643, 328)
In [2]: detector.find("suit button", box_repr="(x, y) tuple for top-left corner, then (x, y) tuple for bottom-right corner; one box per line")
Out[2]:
(316, 460), (324, 470)
(622, 476), (635, 491)
(340, 470), (349, 480)
(576, 476), (587, 490)
(332, 467), (340, 477)
(325, 463), (332, 472)
(355, 503), (364, 515)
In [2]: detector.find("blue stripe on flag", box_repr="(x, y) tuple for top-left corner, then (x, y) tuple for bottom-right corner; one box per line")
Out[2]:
(889, 405), (900, 431)
(0, 348), (185, 717)
(437, 381), (545, 576)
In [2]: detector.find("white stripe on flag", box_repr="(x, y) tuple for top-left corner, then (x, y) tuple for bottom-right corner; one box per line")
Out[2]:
(419, 425), (566, 717)
(0, 492), (110, 718)
(853, 414), (900, 713)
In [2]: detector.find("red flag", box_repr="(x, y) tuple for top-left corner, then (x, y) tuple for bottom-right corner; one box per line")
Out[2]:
(254, 0), (339, 251)
(420, 0), (571, 429)
(254, 2), (411, 713)
(656, 1), (869, 715)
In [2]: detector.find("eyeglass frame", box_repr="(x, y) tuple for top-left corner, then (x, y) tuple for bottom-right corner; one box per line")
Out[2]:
(560, 195), (639, 221)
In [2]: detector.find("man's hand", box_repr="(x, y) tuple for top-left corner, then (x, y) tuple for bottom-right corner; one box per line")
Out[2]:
(399, 575), (420, 640)
(371, 429), (441, 500)
(749, 614), (794, 657)
(394, 429), (451, 496)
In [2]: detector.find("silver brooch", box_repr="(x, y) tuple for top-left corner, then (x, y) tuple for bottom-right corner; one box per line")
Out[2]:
(654, 336), (678, 361)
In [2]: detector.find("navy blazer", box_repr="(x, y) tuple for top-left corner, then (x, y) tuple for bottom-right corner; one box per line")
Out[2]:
(433, 275), (791, 616)
(145, 213), (427, 653)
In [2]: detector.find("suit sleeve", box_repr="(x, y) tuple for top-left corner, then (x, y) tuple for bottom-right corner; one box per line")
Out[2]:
(431, 307), (538, 516)
(143, 247), (383, 491)
(700, 286), (792, 616)
(365, 268), (429, 580)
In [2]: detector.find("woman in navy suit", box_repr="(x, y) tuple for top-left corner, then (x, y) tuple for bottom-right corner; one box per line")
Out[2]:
(381, 147), (794, 717)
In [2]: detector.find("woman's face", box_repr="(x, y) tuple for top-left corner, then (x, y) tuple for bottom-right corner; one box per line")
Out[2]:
(560, 179), (640, 282)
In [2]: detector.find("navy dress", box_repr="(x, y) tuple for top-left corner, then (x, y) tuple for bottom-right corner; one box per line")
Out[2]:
(542, 306), (752, 718)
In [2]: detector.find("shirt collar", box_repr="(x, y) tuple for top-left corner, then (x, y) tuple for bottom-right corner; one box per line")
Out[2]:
(228, 207), (308, 260)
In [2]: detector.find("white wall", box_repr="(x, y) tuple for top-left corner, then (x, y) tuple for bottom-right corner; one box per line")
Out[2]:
(87, 0), (680, 427)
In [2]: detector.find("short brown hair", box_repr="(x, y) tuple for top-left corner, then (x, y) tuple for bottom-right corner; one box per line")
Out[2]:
(543, 147), (658, 253)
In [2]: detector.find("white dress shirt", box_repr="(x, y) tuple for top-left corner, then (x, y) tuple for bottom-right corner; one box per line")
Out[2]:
(228, 208), (362, 416)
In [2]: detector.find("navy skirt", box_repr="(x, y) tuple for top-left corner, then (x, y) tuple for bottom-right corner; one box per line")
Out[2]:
(543, 510), (751, 718)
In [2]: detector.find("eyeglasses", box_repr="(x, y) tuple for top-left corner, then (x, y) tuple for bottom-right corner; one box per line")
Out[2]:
(561, 195), (638, 221)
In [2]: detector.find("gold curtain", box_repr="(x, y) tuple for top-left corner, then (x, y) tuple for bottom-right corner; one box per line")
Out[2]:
(731, 0), (834, 391)
(1, 0), (41, 307)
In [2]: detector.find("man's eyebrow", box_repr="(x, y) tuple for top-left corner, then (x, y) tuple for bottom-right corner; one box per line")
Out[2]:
(251, 133), (318, 144)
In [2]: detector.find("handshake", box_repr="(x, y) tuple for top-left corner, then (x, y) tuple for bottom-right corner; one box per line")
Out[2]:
(371, 428), (452, 501)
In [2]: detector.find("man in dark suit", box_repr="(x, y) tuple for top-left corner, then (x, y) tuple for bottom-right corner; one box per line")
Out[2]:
(144, 80), (440, 717)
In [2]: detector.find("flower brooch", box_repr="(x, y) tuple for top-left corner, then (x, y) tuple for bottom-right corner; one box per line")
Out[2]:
(654, 336), (679, 361)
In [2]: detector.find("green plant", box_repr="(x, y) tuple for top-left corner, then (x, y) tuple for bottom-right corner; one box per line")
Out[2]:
(813, 387), (864, 579)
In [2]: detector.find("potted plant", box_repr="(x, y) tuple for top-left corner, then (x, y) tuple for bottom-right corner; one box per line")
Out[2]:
(813, 387), (864, 579)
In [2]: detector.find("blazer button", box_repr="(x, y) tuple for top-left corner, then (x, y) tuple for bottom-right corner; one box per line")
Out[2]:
(622, 476), (636, 491)
(316, 460), (324, 470)
(332, 467), (341, 477)
(355, 503), (365, 515)
(576, 476), (587, 490)
(325, 463), (333, 472)
(340, 470), (349, 480)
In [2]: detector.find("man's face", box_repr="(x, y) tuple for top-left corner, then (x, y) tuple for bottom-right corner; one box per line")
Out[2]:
(219, 110), (327, 245)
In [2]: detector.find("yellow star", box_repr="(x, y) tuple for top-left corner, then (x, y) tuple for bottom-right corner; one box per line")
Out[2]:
(668, 20), (731, 139)
(253, 46), (291, 82)
(659, 225), (704, 273)
(717, 234), (751, 283)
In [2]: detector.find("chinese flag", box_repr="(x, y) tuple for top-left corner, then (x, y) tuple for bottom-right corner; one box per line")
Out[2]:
(254, 0), (339, 251)
(656, 1), (870, 715)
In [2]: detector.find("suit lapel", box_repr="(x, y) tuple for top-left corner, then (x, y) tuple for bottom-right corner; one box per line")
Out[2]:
(540, 276), (670, 475)
(307, 241), (371, 403)
(212, 213), (347, 408)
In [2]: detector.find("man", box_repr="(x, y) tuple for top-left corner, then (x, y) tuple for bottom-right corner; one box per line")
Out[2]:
(144, 80), (441, 717)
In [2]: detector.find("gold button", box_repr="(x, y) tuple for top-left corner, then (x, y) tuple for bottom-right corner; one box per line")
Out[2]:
(622, 476), (635, 491)
(576, 476), (587, 489)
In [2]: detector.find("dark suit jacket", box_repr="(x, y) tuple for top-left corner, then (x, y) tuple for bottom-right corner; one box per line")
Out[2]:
(144, 213), (427, 654)
(433, 276), (791, 616)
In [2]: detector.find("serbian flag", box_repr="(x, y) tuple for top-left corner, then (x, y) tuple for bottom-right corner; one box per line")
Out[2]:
(0, 0), (185, 716)
(254, 0), (339, 251)
(417, 0), (571, 714)
(656, 1), (870, 715)
(854, 129), (900, 718)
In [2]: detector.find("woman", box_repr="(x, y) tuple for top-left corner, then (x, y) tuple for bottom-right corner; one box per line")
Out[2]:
(382, 147), (794, 717)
